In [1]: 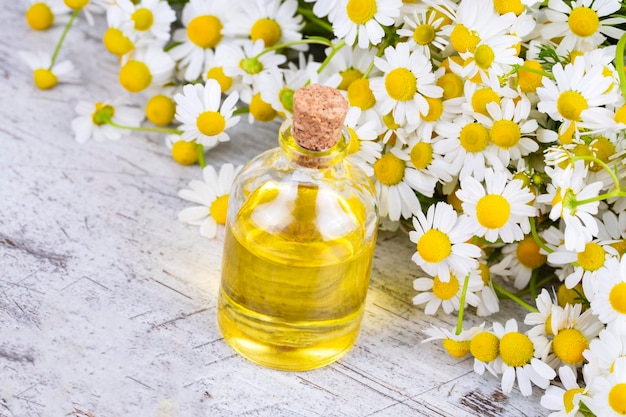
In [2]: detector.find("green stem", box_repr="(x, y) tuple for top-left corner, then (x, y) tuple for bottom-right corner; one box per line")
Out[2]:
(455, 273), (470, 336)
(106, 119), (183, 135)
(49, 9), (79, 69)
(316, 39), (346, 75)
(297, 7), (333, 34)
(255, 37), (333, 59)
(233, 107), (250, 116)
(514, 63), (554, 79)
(616, 31), (626, 100)
(493, 283), (538, 313)
(573, 189), (626, 207)
(197, 143), (206, 168)
(571, 155), (621, 191)
(530, 217), (553, 254)
(515, 274), (557, 296)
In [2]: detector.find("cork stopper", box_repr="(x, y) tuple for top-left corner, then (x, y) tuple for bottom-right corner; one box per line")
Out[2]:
(292, 84), (349, 151)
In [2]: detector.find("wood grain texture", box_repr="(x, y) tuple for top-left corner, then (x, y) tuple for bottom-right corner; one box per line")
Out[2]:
(0, 3), (546, 416)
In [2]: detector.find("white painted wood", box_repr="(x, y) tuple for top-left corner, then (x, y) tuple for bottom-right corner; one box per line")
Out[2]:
(0, 3), (546, 416)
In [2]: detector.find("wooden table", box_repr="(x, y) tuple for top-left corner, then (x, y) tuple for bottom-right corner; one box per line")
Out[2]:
(0, 3), (545, 416)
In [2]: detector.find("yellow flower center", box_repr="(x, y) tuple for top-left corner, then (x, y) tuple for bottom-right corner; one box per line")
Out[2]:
(557, 283), (584, 308)
(609, 282), (626, 314)
(563, 387), (585, 414)
(171, 140), (198, 166)
(568, 6), (600, 38)
(478, 262), (491, 285)
(614, 104), (626, 124)
(450, 24), (480, 53)
(421, 96), (443, 123)
(382, 112), (400, 130)
(374, 153), (405, 186)
(346, 127), (361, 155)
(553, 328), (588, 364)
(516, 236), (547, 270)
(279, 88), (295, 113)
(545, 313), (554, 336)
(187, 15), (223, 48)
(500, 332), (534, 367)
(146, 95), (175, 126)
(432, 273), (460, 301)
(132, 8), (154, 31)
(347, 78), (376, 110)
(577, 242), (605, 272)
(459, 122), (489, 153)
(103, 28), (135, 56)
(33, 68), (58, 90)
(26, 2), (54, 30)
(119, 60), (152, 93)
(249, 93), (277, 122)
(609, 384), (626, 415)
(442, 339), (470, 358)
(471, 88), (500, 116)
(410, 142), (434, 169)
(557, 91), (588, 121)
(92, 103), (115, 126)
(210, 194), (229, 225)
(518, 60), (544, 93)
(590, 136), (616, 172)
(474, 44), (495, 70)
(413, 23), (436, 45)
(470, 332), (500, 363)
(437, 72), (464, 100)
(385, 68), (417, 101)
(196, 111), (226, 136)
(558, 122), (576, 145)
(476, 194), (510, 230)
(346, 0), (377, 25)
(493, 0), (524, 15)
(490, 119), (521, 149)
(610, 239), (626, 257)
(250, 18), (282, 47)
(64, 0), (89, 10)
(206, 66), (233, 92)
(338, 68), (364, 91)
(417, 229), (451, 263)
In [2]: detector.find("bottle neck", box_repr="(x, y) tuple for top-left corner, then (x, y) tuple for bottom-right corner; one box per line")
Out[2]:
(279, 119), (349, 169)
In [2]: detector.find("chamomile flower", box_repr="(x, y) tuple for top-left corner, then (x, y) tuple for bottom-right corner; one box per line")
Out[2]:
(492, 319), (556, 396)
(548, 238), (617, 290)
(174, 79), (241, 148)
(371, 42), (443, 127)
(591, 256), (626, 333)
(525, 289), (562, 339)
(584, 328), (626, 375)
(19, 50), (79, 90)
(343, 107), (382, 177)
(396, 7), (448, 56)
(25, 0), (70, 31)
(540, 366), (589, 417)
(71, 98), (144, 143)
(258, 55), (316, 117)
(457, 167), (537, 243)
(597, 210), (626, 257)
(422, 324), (485, 359)
(586, 357), (626, 417)
(537, 161), (604, 252)
(66, 0), (107, 26)
(168, 0), (232, 81)
(225, 0), (304, 48)
(178, 164), (242, 239)
(475, 97), (539, 168)
(405, 133), (454, 185)
(302, 0), (341, 23)
(103, 6), (138, 56)
(541, 0), (626, 55)
(119, 46), (175, 93)
(108, 0), (176, 45)
(474, 261), (501, 317)
(333, 0), (403, 49)
(409, 202), (481, 283)
(469, 328), (501, 377)
(413, 270), (483, 315)
(459, 31), (522, 87)
(318, 44), (380, 91)
(492, 236), (548, 290)
(201, 45), (241, 95)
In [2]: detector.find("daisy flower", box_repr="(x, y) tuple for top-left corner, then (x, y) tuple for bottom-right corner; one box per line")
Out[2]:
(25, 0), (70, 31)
(492, 319), (556, 396)
(548, 238), (617, 290)
(224, 0), (304, 49)
(65, 0), (107, 26)
(541, 0), (626, 55)
(590, 256), (626, 333)
(456, 167), (537, 243)
(178, 164), (242, 239)
(525, 289), (562, 340)
(343, 107), (382, 177)
(302, 0), (341, 23)
(71, 98), (144, 143)
(586, 356), (626, 417)
(318, 44), (380, 91)
(370, 42), (443, 127)
(174, 79), (241, 149)
(168, 0), (232, 81)
(536, 56), (617, 137)
(492, 235), (548, 290)
(118, 46), (175, 93)
(459, 30), (522, 87)
(396, 7), (449, 57)
(201, 45), (242, 95)
(405, 133), (454, 185)
(108, 0), (176, 45)
(332, 0), (402, 49)
(540, 366), (589, 417)
(422, 324), (484, 359)
(597, 210), (626, 257)
(537, 161), (604, 252)
(475, 97), (539, 168)
(409, 202), (481, 283)
(103, 5), (138, 56)
(584, 328), (626, 376)
(469, 328), (501, 377)
(19, 50), (79, 90)
(474, 261), (501, 317)
(413, 270), (483, 315)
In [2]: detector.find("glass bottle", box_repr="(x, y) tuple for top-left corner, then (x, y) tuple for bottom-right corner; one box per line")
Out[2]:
(217, 85), (378, 371)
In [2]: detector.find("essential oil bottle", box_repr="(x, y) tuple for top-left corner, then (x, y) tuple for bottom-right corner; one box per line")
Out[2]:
(217, 84), (378, 371)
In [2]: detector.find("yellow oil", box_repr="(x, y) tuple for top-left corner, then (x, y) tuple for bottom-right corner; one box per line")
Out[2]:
(218, 181), (376, 371)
